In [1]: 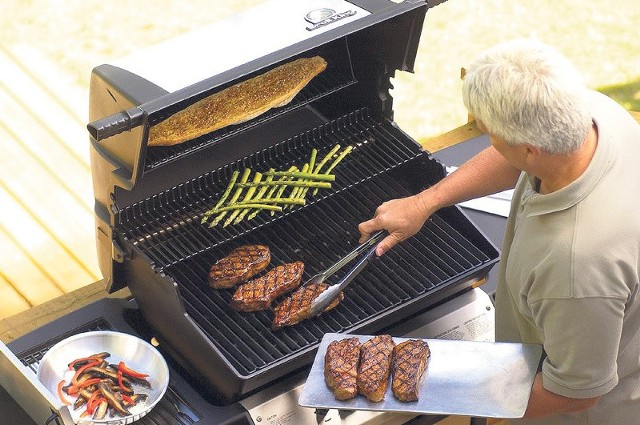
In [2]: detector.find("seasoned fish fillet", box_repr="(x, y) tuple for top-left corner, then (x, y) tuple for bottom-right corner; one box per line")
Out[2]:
(230, 261), (305, 311)
(391, 339), (430, 402)
(208, 245), (270, 289)
(324, 337), (362, 400)
(148, 56), (327, 146)
(357, 335), (395, 402)
(271, 283), (343, 330)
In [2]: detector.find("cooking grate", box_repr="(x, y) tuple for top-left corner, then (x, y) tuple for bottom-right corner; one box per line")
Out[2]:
(118, 108), (423, 269)
(163, 174), (492, 378)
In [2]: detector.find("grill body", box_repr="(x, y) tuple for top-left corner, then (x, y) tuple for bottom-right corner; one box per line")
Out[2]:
(87, 0), (499, 404)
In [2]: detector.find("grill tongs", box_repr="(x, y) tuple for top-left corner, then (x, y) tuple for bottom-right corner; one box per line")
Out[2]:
(308, 230), (387, 317)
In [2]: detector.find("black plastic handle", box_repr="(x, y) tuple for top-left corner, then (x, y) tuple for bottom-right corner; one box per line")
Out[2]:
(87, 107), (144, 142)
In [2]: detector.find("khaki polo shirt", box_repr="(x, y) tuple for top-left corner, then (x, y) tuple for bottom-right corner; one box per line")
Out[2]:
(495, 91), (640, 425)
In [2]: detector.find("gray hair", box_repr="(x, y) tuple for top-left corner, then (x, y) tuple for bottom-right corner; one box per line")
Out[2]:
(462, 39), (592, 154)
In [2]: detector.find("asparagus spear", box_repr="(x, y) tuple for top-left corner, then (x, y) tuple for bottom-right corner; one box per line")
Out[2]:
(262, 170), (333, 181)
(312, 145), (353, 195)
(235, 180), (330, 189)
(215, 203), (283, 213)
(209, 168), (251, 227)
(296, 148), (318, 202)
(201, 170), (239, 224)
(226, 171), (263, 226)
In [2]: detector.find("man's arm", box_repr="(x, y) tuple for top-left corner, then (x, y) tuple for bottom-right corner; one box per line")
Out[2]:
(524, 373), (600, 418)
(359, 146), (520, 255)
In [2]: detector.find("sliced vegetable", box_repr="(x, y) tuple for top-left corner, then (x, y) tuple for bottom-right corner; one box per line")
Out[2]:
(57, 380), (71, 406)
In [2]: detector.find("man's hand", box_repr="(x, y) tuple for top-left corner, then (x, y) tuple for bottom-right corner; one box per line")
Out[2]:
(358, 193), (434, 256)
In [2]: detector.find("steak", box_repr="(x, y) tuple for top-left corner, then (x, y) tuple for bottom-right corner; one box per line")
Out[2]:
(230, 261), (305, 311)
(391, 339), (430, 402)
(208, 245), (270, 289)
(271, 283), (343, 330)
(357, 334), (395, 402)
(324, 337), (362, 400)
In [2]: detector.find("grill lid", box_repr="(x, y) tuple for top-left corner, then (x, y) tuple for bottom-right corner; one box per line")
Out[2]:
(88, 0), (432, 291)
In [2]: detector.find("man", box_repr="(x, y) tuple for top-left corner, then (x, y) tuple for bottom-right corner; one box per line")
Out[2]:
(358, 39), (640, 424)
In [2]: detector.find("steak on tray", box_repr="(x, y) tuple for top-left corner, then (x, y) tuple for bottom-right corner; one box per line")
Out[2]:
(357, 334), (395, 402)
(324, 337), (362, 400)
(391, 339), (430, 402)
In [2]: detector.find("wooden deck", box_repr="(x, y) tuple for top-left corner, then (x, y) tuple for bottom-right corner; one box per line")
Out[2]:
(0, 45), (101, 319)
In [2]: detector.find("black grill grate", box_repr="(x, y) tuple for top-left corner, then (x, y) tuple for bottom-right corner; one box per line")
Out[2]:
(118, 108), (423, 269)
(162, 174), (491, 377)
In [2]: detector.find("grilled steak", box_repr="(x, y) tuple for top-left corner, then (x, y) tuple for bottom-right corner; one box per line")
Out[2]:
(148, 56), (327, 146)
(272, 283), (343, 330)
(391, 339), (430, 402)
(324, 337), (362, 400)
(230, 261), (305, 311)
(357, 335), (395, 402)
(208, 245), (270, 288)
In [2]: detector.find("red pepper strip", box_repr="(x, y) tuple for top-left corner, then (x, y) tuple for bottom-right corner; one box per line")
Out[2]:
(116, 371), (133, 394)
(117, 361), (149, 379)
(85, 390), (103, 415)
(57, 380), (71, 405)
(121, 393), (135, 406)
(75, 377), (102, 390)
(71, 360), (101, 386)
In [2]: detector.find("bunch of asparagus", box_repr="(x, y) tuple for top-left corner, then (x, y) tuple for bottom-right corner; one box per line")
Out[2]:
(201, 144), (353, 227)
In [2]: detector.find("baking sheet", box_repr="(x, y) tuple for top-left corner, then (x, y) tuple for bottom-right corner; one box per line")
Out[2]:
(299, 333), (542, 418)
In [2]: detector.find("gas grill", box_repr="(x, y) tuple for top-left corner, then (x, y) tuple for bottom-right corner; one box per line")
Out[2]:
(1, 1), (501, 424)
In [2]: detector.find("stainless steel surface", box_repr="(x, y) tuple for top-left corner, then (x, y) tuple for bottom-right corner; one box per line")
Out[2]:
(299, 333), (542, 419)
(241, 375), (417, 425)
(37, 331), (170, 425)
(113, 0), (370, 92)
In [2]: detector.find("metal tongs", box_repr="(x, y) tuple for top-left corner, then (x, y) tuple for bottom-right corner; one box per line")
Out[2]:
(308, 230), (387, 317)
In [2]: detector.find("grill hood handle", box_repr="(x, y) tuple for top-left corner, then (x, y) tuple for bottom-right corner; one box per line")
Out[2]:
(87, 107), (144, 142)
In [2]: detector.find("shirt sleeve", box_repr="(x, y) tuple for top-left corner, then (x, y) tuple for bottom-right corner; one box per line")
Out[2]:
(530, 295), (624, 398)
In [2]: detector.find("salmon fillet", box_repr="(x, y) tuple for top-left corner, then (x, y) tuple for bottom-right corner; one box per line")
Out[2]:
(271, 283), (343, 330)
(357, 335), (395, 402)
(148, 56), (327, 146)
(391, 339), (430, 402)
(230, 261), (304, 311)
(208, 245), (270, 289)
(324, 337), (361, 400)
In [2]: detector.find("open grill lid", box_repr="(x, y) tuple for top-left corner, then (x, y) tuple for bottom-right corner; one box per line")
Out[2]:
(88, 0), (429, 195)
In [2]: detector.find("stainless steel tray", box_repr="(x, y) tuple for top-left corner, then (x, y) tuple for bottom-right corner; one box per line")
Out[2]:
(299, 333), (542, 418)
